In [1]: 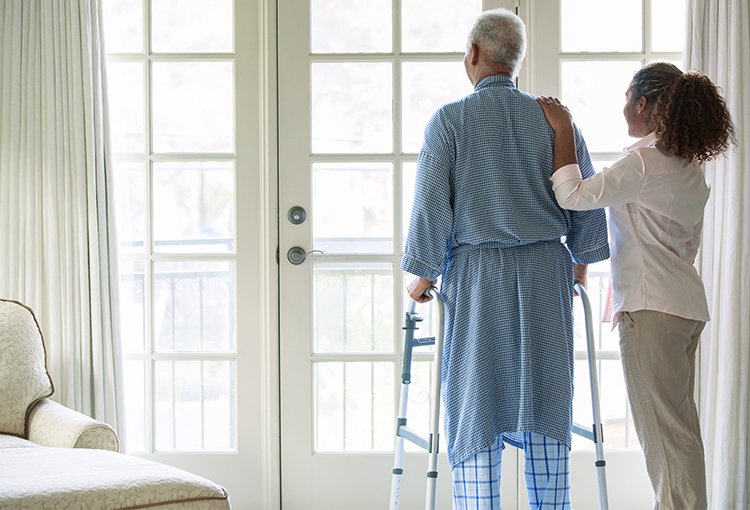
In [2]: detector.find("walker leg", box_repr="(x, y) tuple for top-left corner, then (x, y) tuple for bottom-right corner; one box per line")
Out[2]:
(424, 289), (444, 510)
(390, 289), (444, 510)
(574, 281), (609, 510)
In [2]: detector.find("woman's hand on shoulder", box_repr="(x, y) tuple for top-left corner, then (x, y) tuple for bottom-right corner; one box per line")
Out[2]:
(538, 96), (578, 172)
(537, 96), (574, 133)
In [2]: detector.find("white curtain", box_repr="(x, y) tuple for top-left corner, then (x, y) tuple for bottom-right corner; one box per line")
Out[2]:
(0, 0), (125, 443)
(686, 0), (750, 508)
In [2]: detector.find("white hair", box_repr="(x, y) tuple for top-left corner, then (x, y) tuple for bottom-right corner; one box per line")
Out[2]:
(467, 8), (527, 76)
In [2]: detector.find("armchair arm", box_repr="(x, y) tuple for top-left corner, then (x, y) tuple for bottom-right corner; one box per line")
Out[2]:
(26, 399), (119, 452)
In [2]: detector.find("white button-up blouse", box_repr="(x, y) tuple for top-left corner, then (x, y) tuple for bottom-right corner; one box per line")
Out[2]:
(550, 132), (710, 324)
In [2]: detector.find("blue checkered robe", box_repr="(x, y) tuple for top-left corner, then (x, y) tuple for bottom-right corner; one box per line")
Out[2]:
(401, 74), (609, 468)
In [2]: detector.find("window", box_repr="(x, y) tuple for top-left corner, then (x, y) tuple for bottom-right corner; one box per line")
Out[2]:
(104, 0), (237, 452)
(552, 0), (686, 450)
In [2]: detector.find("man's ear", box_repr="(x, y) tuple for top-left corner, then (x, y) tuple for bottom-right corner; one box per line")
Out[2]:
(469, 43), (480, 65)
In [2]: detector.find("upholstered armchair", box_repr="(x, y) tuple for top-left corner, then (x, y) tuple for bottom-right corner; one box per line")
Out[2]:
(0, 298), (231, 509)
(0, 298), (119, 451)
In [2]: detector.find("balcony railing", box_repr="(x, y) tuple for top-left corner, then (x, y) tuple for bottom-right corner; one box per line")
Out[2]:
(119, 238), (236, 452)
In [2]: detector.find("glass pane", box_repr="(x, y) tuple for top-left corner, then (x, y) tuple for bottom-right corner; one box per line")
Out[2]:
(573, 263), (617, 353)
(123, 360), (146, 450)
(313, 263), (393, 353)
(590, 263), (618, 352)
(152, 62), (233, 153)
(401, 0), (481, 53)
(651, 0), (686, 52)
(120, 261), (146, 352)
(113, 161), (146, 253)
(311, 0), (391, 53)
(561, 61), (643, 153)
(402, 62), (474, 153)
(153, 161), (234, 253)
(312, 63), (392, 154)
(312, 163), (393, 254)
(107, 62), (144, 153)
(152, 0), (233, 53)
(102, 0), (143, 53)
(572, 359), (593, 450)
(561, 0), (642, 53)
(155, 360), (235, 451)
(314, 362), (394, 452)
(572, 359), (638, 450)
(600, 359), (637, 449)
(153, 261), (235, 352)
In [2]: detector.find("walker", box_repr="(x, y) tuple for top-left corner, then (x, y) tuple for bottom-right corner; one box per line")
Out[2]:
(389, 282), (609, 510)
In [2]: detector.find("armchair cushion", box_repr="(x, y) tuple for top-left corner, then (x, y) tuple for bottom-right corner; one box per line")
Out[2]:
(0, 436), (230, 509)
(0, 299), (54, 438)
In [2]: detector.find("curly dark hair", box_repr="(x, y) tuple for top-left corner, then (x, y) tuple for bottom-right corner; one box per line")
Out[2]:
(628, 62), (736, 163)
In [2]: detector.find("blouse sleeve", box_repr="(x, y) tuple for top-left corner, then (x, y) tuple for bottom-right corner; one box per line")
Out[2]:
(550, 152), (646, 211)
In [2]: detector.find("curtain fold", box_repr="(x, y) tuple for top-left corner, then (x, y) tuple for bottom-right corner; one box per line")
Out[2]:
(686, 0), (750, 508)
(0, 0), (124, 444)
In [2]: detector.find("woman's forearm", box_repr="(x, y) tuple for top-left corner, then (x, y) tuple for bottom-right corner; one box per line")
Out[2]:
(553, 128), (578, 172)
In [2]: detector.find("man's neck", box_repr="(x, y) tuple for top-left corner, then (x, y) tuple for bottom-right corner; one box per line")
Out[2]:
(472, 69), (513, 86)
(492, 64), (514, 78)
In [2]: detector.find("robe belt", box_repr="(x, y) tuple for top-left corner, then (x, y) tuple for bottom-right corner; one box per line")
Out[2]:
(448, 239), (562, 258)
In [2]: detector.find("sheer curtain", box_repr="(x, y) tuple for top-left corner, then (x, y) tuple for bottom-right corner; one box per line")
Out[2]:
(686, 0), (750, 507)
(0, 0), (125, 443)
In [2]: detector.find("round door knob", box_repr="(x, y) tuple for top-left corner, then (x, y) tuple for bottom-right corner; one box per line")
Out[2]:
(288, 206), (307, 225)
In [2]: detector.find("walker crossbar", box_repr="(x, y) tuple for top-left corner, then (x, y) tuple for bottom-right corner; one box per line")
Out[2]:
(572, 422), (604, 444)
(396, 424), (431, 452)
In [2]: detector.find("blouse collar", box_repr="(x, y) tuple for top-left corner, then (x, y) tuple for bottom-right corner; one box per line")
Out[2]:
(624, 131), (658, 152)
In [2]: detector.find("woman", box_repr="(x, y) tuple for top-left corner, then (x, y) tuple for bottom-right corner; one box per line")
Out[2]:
(537, 62), (734, 509)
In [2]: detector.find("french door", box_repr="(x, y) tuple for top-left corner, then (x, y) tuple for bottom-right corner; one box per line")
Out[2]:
(105, 2), (270, 508)
(278, 1), (518, 508)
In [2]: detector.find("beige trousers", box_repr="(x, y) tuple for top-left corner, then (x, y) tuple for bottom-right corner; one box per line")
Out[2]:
(618, 310), (707, 510)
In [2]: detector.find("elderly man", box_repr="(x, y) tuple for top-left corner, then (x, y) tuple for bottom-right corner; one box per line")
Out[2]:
(402, 8), (609, 509)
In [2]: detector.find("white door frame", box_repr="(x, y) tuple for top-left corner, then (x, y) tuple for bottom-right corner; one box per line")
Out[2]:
(256, 1), (281, 509)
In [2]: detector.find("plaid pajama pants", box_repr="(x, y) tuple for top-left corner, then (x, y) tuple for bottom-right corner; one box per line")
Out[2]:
(451, 432), (571, 510)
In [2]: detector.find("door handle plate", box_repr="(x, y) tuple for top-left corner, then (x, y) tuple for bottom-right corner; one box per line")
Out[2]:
(287, 246), (325, 265)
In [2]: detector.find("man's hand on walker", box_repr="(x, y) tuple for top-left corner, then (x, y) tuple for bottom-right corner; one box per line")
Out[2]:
(573, 263), (588, 296)
(407, 277), (436, 303)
